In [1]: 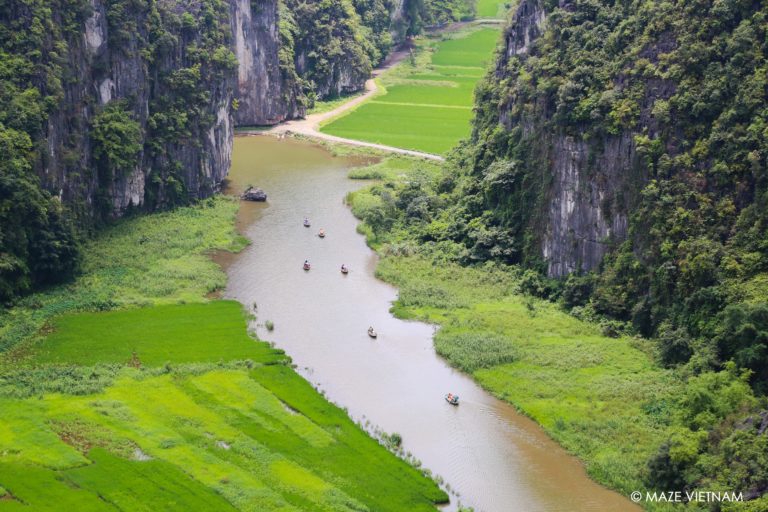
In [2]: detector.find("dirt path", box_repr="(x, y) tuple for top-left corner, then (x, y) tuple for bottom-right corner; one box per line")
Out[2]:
(245, 20), (504, 161)
(252, 45), (449, 161)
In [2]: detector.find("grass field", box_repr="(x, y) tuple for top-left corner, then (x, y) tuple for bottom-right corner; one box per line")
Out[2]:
(30, 301), (284, 366)
(476, 0), (511, 18)
(0, 197), (247, 363)
(0, 365), (446, 511)
(374, 256), (678, 507)
(321, 27), (501, 154)
(0, 196), (446, 510)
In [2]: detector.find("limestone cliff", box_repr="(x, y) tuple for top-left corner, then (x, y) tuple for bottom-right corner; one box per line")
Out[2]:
(22, 0), (300, 221)
(471, 0), (676, 277)
(231, 0), (303, 125)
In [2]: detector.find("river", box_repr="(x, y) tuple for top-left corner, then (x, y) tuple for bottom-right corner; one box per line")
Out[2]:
(216, 135), (639, 512)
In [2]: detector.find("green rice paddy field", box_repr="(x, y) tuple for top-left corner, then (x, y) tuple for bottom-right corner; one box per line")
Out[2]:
(320, 27), (501, 155)
(0, 200), (446, 511)
(476, 0), (511, 18)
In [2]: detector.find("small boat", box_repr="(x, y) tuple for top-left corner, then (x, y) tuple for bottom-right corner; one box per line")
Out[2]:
(367, 327), (377, 338)
(445, 393), (459, 406)
(318, 229), (326, 238)
(341, 265), (349, 274)
(303, 261), (311, 271)
(303, 218), (311, 227)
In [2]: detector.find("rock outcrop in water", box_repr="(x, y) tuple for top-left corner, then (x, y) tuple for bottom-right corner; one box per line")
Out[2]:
(241, 186), (267, 202)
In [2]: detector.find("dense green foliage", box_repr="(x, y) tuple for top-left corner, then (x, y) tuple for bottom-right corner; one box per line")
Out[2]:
(91, 101), (143, 181)
(463, 0), (768, 387)
(0, 0), (242, 303)
(0, 0), (86, 302)
(322, 26), (500, 153)
(109, 0), (238, 209)
(283, 0), (373, 101)
(283, 0), (481, 104)
(454, 2), (768, 500)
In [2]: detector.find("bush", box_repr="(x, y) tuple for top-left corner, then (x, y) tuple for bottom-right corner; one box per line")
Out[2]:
(561, 272), (596, 309)
(91, 101), (142, 178)
(656, 322), (693, 368)
(715, 304), (768, 393)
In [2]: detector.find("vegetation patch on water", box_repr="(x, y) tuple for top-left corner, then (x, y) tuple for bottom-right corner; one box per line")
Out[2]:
(348, 155), (768, 511)
(0, 196), (447, 510)
(320, 26), (501, 154)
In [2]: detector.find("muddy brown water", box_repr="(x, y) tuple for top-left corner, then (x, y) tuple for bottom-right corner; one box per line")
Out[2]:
(217, 135), (639, 512)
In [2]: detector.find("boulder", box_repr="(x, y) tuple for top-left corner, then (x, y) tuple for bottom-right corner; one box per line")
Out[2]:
(241, 186), (267, 202)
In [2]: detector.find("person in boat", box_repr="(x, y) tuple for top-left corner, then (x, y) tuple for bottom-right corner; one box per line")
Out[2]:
(447, 393), (453, 401)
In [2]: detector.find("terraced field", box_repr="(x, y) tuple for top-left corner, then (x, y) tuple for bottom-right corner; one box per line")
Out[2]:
(0, 200), (446, 511)
(0, 359), (445, 511)
(320, 27), (500, 155)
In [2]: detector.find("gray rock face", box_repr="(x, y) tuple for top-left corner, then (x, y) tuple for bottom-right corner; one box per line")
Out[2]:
(36, 0), (301, 221)
(30, 0), (416, 223)
(231, 0), (304, 125)
(241, 186), (268, 202)
(502, 0), (546, 58)
(494, 0), (668, 277)
(541, 134), (632, 277)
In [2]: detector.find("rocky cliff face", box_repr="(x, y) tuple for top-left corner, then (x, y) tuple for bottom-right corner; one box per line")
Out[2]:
(34, 0), (300, 220)
(231, 0), (303, 125)
(495, 0), (634, 277)
(477, 0), (675, 277)
(24, 0), (452, 223)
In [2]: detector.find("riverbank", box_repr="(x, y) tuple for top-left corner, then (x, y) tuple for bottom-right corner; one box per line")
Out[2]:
(344, 154), (766, 511)
(0, 197), (447, 510)
(221, 134), (641, 511)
